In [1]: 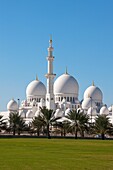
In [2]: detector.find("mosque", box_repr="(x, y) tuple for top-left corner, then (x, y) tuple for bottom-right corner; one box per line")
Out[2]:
(1, 38), (113, 124)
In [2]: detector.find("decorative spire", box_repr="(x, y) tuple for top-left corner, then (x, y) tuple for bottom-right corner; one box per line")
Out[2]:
(92, 81), (95, 86)
(65, 66), (68, 74)
(49, 34), (52, 47)
(36, 74), (38, 81)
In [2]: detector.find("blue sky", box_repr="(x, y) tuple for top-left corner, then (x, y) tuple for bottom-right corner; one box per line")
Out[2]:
(0, 0), (113, 111)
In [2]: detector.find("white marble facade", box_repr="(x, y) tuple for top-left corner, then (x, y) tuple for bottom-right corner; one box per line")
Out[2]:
(1, 38), (113, 124)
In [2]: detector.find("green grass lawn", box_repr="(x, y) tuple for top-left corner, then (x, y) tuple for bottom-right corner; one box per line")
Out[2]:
(0, 138), (113, 170)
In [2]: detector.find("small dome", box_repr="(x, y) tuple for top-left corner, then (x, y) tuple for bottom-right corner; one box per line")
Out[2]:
(7, 99), (18, 111)
(35, 110), (43, 117)
(84, 85), (103, 103)
(54, 109), (64, 118)
(26, 79), (46, 98)
(54, 73), (79, 97)
(26, 110), (34, 118)
(82, 98), (96, 110)
(65, 108), (71, 116)
(19, 110), (26, 118)
(100, 106), (109, 115)
(87, 107), (97, 116)
(108, 106), (112, 112)
(77, 108), (84, 113)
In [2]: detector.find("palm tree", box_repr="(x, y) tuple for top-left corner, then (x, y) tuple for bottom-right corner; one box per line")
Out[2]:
(37, 107), (61, 139)
(32, 117), (43, 136)
(55, 121), (70, 137)
(0, 115), (7, 133)
(66, 110), (89, 139)
(94, 114), (112, 140)
(9, 112), (26, 135)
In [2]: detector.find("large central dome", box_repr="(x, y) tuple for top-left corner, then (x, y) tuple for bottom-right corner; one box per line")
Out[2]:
(54, 73), (79, 97)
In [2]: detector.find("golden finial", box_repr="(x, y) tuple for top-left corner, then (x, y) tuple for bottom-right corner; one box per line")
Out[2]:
(36, 74), (38, 81)
(65, 66), (68, 74)
(92, 81), (95, 86)
(49, 34), (52, 45)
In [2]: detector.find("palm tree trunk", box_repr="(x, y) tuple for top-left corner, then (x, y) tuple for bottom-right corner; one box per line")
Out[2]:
(18, 131), (20, 135)
(61, 128), (63, 136)
(37, 129), (39, 136)
(47, 123), (51, 139)
(101, 133), (105, 140)
(81, 131), (84, 138)
(64, 129), (66, 137)
(13, 129), (15, 136)
(75, 127), (77, 139)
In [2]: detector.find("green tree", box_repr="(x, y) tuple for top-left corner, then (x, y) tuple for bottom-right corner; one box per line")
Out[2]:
(32, 117), (43, 136)
(94, 114), (112, 140)
(0, 115), (7, 133)
(55, 121), (70, 137)
(9, 112), (26, 135)
(66, 110), (89, 139)
(37, 107), (61, 139)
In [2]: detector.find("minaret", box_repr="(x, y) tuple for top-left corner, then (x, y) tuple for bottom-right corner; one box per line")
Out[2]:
(45, 37), (56, 110)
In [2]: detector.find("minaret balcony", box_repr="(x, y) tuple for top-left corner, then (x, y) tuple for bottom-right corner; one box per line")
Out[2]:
(45, 73), (56, 78)
(46, 56), (54, 61)
(48, 47), (54, 51)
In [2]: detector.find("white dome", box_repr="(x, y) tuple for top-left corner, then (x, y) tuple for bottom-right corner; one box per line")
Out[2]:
(56, 117), (72, 123)
(26, 79), (46, 98)
(100, 106), (109, 115)
(84, 85), (103, 102)
(7, 99), (18, 111)
(35, 110), (43, 117)
(108, 106), (112, 112)
(65, 108), (71, 116)
(54, 109), (64, 118)
(77, 108), (84, 113)
(54, 73), (79, 97)
(26, 110), (34, 118)
(82, 98), (96, 110)
(87, 107), (97, 116)
(19, 110), (26, 118)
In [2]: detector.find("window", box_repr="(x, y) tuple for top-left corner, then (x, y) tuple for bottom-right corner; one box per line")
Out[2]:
(67, 97), (69, 102)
